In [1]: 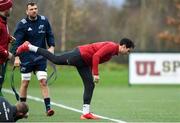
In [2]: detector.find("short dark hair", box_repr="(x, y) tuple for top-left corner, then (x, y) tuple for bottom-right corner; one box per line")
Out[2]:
(26, 2), (37, 8)
(16, 102), (29, 115)
(119, 38), (135, 49)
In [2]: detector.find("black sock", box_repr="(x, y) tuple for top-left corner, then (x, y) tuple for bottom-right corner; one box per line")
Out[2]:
(44, 98), (51, 111)
(20, 97), (27, 102)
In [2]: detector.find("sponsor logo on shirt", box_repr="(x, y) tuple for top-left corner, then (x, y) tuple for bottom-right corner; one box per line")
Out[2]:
(3, 102), (9, 120)
(21, 67), (26, 72)
(38, 25), (45, 33)
(28, 27), (32, 31)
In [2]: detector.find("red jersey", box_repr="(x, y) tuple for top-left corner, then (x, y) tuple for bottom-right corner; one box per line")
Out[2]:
(78, 41), (119, 75)
(0, 16), (10, 64)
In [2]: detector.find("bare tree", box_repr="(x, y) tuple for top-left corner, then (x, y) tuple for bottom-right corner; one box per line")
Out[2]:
(61, 0), (68, 51)
(158, 0), (180, 44)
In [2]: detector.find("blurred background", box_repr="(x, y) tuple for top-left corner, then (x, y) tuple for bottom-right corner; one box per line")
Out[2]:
(9, 0), (179, 63)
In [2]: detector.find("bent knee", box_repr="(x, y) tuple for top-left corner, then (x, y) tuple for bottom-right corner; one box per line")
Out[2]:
(39, 79), (47, 86)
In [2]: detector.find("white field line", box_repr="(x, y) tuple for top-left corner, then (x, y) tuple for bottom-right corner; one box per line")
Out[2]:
(3, 88), (126, 123)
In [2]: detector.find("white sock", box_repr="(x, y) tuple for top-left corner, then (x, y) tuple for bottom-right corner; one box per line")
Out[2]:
(82, 104), (90, 115)
(29, 44), (38, 52)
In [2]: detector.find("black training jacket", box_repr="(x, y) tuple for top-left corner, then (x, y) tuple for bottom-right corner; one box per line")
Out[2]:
(0, 97), (17, 122)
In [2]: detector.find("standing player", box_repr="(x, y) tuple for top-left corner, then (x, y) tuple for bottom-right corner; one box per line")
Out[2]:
(0, 0), (14, 96)
(16, 38), (134, 119)
(11, 2), (55, 116)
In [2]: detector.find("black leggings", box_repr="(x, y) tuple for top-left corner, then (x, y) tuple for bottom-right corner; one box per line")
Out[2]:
(37, 48), (95, 104)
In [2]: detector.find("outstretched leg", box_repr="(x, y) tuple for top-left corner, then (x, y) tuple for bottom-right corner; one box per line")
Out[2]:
(16, 41), (80, 65)
(37, 48), (70, 65)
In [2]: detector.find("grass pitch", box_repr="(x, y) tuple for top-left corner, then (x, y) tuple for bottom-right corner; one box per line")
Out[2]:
(2, 63), (180, 122)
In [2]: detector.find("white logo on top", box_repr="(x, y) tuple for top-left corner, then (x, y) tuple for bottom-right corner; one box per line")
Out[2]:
(28, 27), (32, 31)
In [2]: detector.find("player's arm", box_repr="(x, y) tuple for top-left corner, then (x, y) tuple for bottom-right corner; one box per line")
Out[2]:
(0, 27), (11, 61)
(11, 22), (25, 66)
(0, 45), (9, 60)
(10, 22), (25, 55)
(45, 18), (55, 54)
(92, 44), (115, 83)
(48, 46), (55, 54)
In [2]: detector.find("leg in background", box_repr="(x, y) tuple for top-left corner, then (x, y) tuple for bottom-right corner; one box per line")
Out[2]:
(37, 71), (54, 116)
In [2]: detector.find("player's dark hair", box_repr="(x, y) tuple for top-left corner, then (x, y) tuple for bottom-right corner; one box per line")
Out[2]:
(26, 2), (37, 8)
(119, 38), (135, 49)
(16, 102), (29, 115)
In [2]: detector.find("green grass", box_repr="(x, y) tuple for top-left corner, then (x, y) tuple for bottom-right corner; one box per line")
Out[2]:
(2, 63), (180, 122)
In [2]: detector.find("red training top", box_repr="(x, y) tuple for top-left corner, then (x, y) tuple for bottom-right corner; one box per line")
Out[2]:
(0, 16), (11, 64)
(78, 41), (119, 75)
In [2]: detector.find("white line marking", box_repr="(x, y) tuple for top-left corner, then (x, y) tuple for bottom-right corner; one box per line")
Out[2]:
(3, 89), (126, 123)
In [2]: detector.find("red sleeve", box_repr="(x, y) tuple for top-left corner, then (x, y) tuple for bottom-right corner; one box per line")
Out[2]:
(0, 26), (8, 60)
(92, 44), (115, 75)
(0, 45), (8, 59)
